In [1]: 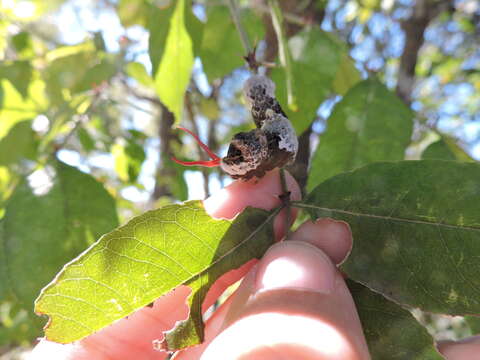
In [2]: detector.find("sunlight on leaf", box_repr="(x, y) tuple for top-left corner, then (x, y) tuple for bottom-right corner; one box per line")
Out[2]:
(154, 0), (194, 124)
(126, 62), (154, 88)
(0, 79), (47, 139)
(35, 201), (276, 350)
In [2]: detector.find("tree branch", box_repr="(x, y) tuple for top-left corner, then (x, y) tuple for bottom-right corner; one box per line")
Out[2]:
(396, 0), (453, 105)
(152, 104), (179, 201)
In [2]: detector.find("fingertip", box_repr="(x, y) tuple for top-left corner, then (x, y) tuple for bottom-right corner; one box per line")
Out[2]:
(208, 241), (370, 360)
(289, 218), (353, 264)
(203, 169), (301, 220)
(254, 241), (336, 294)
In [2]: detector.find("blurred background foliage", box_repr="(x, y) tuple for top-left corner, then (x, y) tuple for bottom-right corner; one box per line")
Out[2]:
(0, 0), (479, 356)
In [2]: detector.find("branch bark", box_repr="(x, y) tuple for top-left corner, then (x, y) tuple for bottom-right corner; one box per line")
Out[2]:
(396, 0), (453, 105)
(152, 104), (179, 201)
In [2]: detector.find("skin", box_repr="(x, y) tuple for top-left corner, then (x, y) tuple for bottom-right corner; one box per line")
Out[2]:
(31, 169), (480, 360)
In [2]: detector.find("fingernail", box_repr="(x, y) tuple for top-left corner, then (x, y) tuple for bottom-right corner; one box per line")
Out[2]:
(254, 241), (335, 294)
(288, 218), (353, 265)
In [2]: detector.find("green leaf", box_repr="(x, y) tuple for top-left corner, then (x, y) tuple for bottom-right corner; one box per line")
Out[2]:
(184, 0), (203, 56)
(44, 43), (107, 102)
(332, 51), (361, 95)
(0, 300), (44, 345)
(153, 0), (195, 123)
(117, 0), (148, 28)
(35, 201), (276, 350)
(0, 120), (37, 165)
(303, 160), (480, 316)
(167, 161), (189, 201)
(0, 78), (47, 138)
(11, 32), (34, 59)
(0, 221), (9, 299)
(465, 315), (480, 334)
(348, 280), (443, 359)
(422, 137), (475, 162)
(147, 4), (175, 77)
(307, 78), (413, 192)
(0, 166), (14, 207)
(77, 127), (95, 153)
(422, 139), (456, 160)
(200, 6), (264, 82)
(1, 160), (118, 309)
(71, 56), (116, 93)
(112, 138), (146, 183)
(126, 62), (154, 88)
(271, 28), (342, 134)
(0, 60), (33, 99)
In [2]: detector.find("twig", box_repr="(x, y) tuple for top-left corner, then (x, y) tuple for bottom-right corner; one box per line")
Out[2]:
(268, 0), (297, 111)
(227, 0), (252, 54)
(120, 77), (161, 106)
(251, 3), (312, 27)
(279, 169), (292, 239)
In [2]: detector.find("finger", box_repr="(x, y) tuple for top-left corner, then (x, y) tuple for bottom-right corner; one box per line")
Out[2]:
(204, 168), (301, 240)
(201, 241), (370, 360)
(288, 218), (352, 265)
(201, 169), (301, 310)
(438, 336), (480, 360)
(173, 270), (258, 360)
(177, 218), (359, 359)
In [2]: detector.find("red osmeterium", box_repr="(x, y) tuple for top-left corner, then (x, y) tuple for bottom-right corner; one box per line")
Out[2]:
(171, 127), (221, 168)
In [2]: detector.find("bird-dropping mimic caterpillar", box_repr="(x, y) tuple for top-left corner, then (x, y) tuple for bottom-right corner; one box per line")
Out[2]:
(173, 75), (298, 180)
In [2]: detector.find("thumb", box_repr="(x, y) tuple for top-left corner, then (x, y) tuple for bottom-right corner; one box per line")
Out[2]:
(201, 240), (370, 360)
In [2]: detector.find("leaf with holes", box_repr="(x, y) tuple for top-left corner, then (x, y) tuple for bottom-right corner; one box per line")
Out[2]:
(302, 160), (480, 316)
(35, 201), (276, 350)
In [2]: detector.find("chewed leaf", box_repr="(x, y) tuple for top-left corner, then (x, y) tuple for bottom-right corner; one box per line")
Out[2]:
(35, 201), (275, 350)
(303, 160), (480, 316)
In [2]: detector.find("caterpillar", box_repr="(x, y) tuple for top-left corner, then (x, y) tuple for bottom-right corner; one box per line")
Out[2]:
(173, 75), (298, 180)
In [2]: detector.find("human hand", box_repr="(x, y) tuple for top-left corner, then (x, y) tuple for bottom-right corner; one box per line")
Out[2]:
(30, 170), (480, 359)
